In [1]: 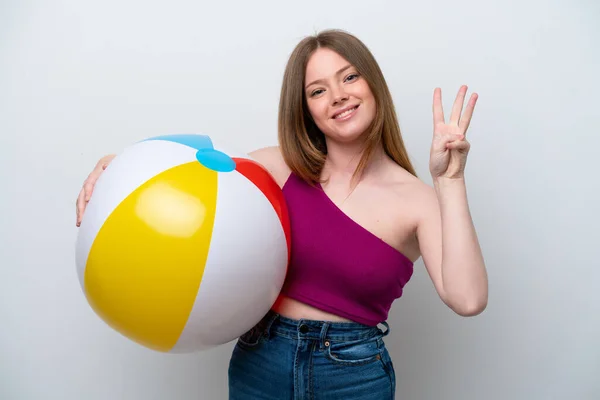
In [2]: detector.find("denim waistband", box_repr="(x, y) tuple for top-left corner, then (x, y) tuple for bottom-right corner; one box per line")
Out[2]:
(257, 310), (390, 343)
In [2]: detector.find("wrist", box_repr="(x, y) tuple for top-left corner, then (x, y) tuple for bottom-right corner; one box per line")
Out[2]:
(433, 176), (465, 187)
(433, 176), (467, 200)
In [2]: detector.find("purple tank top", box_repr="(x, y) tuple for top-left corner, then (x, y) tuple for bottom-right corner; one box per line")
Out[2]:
(279, 173), (415, 326)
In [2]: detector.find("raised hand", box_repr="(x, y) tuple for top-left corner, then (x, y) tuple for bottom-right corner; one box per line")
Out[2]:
(429, 85), (478, 180)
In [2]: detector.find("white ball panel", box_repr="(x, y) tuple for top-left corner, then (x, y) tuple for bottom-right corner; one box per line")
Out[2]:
(74, 140), (197, 291)
(171, 170), (288, 352)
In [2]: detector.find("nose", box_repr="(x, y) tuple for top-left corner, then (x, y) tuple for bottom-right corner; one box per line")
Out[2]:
(330, 85), (349, 105)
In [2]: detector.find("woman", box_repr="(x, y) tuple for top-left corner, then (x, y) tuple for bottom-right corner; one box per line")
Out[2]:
(75, 29), (488, 399)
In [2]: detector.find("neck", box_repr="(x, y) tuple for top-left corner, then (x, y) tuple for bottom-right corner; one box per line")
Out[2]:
(321, 137), (386, 183)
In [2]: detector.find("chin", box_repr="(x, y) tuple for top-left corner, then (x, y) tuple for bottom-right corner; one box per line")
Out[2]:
(333, 120), (373, 142)
(330, 122), (373, 143)
(326, 130), (367, 144)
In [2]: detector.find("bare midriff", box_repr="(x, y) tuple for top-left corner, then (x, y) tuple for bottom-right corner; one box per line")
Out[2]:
(271, 294), (353, 323)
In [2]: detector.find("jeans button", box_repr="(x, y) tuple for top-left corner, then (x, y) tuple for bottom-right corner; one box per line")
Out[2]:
(299, 324), (309, 333)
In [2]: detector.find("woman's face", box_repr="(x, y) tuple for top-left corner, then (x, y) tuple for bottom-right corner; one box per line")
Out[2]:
(304, 47), (376, 144)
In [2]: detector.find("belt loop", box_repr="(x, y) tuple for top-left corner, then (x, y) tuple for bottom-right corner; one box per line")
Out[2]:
(319, 322), (330, 350)
(379, 321), (390, 337)
(263, 311), (279, 339)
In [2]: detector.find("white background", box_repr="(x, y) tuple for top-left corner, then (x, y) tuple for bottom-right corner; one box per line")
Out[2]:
(1, 0), (599, 399)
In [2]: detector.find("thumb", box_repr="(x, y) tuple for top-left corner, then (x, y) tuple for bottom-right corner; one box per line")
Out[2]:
(433, 133), (463, 152)
(446, 139), (470, 152)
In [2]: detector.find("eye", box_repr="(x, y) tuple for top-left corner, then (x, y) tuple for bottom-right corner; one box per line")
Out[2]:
(345, 73), (360, 82)
(310, 88), (324, 97)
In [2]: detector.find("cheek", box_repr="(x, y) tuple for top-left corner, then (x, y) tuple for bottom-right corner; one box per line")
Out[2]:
(360, 83), (375, 103)
(362, 89), (376, 115)
(307, 100), (328, 123)
(366, 98), (376, 116)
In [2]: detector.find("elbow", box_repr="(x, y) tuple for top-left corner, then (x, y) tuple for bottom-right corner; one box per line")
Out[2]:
(444, 293), (488, 317)
(454, 300), (487, 317)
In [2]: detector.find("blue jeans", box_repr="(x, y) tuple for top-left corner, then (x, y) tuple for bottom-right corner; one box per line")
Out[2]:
(228, 310), (396, 399)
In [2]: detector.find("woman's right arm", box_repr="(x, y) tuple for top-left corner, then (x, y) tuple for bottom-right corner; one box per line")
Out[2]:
(75, 146), (290, 226)
(75, 154), (115, 226)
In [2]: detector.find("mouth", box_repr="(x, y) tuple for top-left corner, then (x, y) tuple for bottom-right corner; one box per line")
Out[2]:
(332, 105), (359, 120)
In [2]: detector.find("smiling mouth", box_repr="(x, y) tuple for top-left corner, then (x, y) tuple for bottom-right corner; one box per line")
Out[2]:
(333, 105), (359, 120)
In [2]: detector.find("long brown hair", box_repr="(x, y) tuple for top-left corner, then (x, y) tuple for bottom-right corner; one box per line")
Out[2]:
(277, 29), (417, 185)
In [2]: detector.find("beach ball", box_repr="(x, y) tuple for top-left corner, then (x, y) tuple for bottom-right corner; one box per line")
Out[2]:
(75, 134), (291, 353)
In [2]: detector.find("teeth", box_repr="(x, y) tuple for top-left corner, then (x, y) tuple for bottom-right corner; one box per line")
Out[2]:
(335, 106), (357, 119)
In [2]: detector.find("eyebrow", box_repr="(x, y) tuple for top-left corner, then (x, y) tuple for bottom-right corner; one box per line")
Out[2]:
(305, 64), (353, 89)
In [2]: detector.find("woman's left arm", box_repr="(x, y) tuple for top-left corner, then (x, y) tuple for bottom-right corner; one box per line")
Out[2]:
(416, 85), (488, 316)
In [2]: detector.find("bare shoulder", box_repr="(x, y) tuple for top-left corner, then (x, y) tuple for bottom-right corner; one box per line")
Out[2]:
(388, 168), (442, 250)
(384, 163), (439, 223)
(359, 163), (437, 261)
(248, 146), (292, 188)
(400, 171), (438, 217)
(405, 174), (436, 205)
(385, 163), (429, 194)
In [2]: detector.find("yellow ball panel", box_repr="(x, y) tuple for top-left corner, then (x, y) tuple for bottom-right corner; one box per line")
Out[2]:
(84, 161), (217, 352)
